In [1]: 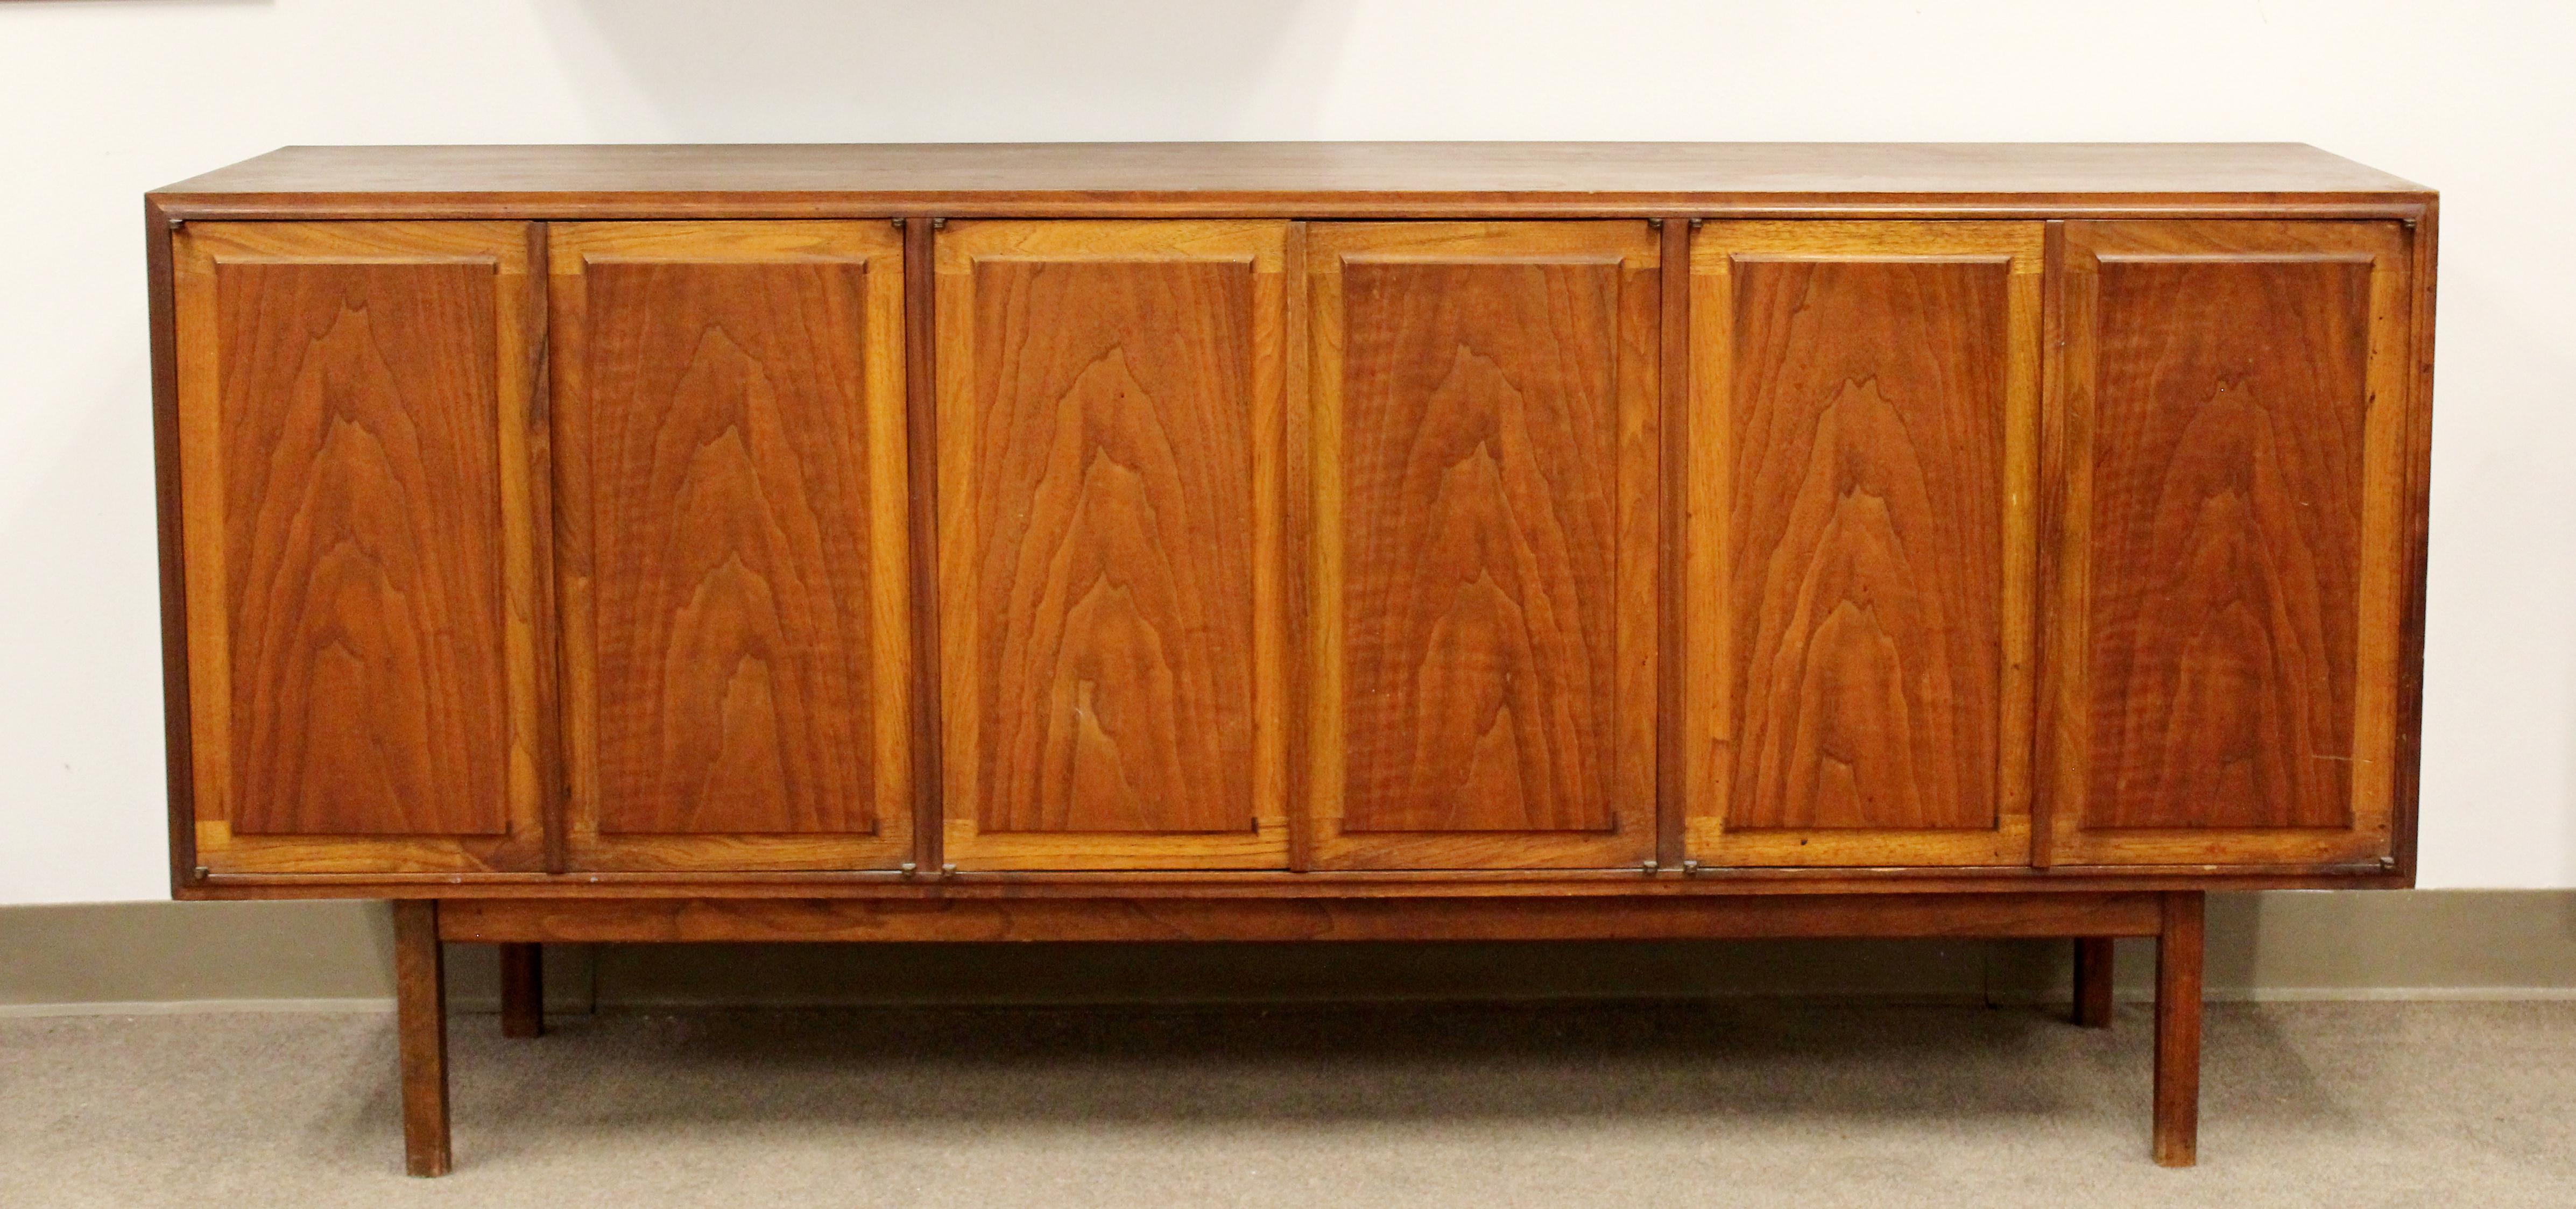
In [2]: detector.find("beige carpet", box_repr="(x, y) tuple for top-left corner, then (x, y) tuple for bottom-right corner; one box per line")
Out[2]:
(3, 1001), (2571, 1207)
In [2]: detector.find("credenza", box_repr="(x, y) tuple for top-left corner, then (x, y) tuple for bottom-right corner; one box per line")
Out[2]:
(146, 143), (2437, 1174)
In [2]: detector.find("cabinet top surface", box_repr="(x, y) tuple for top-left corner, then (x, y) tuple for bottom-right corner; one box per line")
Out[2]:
(154, 142), (2429, 203)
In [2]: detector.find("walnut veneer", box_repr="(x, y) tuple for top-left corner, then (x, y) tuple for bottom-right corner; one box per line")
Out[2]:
(147, 143), (2437, 1175)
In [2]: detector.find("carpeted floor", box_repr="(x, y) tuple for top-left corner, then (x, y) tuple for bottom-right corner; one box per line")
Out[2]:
(2, 1001), (2571, 1207)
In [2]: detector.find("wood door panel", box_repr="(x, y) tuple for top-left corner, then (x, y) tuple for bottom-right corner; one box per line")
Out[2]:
(2045, 220), (2412, 866)
(1728, 259), (2007, 831)
(552, 222), (912, 871)
(174, 222), (546, 873)
(218, 261), (509, 837)
(937, 221), (1291, 869)
(1338, 260), (1620, 834)
(1686, 222), (2041, 867)
(962, 260), (1254, 835)
(2085, 258), (2367, 831)
(1310, 222), (1660, 869)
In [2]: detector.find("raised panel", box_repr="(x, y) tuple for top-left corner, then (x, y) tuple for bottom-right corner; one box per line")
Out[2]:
(174, 222), (546, 874)
(552, 221), (912, 872)
(1686, 222), (2041, 868)
(2044, 220), (2412, 866)
(1310, 222), (1660, 870)
(937, 220), (1290, 870)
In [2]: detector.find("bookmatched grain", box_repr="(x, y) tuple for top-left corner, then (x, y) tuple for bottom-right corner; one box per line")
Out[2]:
(551, 221), (913, 872)
(1308, 222), (1661, 869)
(220, 259), (505, 836)
(2045, 220), (2412, 866)
(141, 147), (2443, 1178)
(1686, 222), (2041, 867)
(936, 221), (1292, 869)
(173, 222), (547, 874)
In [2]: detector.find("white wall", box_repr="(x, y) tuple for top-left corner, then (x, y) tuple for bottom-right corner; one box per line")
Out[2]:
(3, 1), (2568, 902)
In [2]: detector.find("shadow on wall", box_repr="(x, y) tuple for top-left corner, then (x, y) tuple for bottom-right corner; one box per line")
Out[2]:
(532, 0), (1360, 142)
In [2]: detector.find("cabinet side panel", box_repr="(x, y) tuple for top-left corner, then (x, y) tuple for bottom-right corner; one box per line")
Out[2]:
(2085, 259), (2368, 831)
(584, 260), (880, 836)
(964, 259), (1258, 835)
(1339, 260), (1622, 835)
(1727, 259), (2008, 832)
(218, 262), (510, 837)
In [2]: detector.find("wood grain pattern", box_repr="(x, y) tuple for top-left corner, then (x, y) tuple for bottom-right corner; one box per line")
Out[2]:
(1309, 222), (1660, 869)
(1686, 222), (2041, 867)
(173, 222), (546, 874)
(439, 890), (2168, 944)
(2090, 260), (2362, 829)
(145, 155), (2434, 906)
(219, 259), (505, 836)
(937, 221), (1291, 869)
(2044, 221), (2411, 866)
(551, 221), (912, 872)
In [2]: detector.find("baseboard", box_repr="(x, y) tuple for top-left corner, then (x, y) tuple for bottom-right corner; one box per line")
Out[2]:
(4, 890), (2572, 1013)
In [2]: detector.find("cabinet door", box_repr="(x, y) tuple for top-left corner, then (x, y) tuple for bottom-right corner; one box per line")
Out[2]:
(2044, 220), (2415, 866)
(1684, 222), (2042, 867)
(552, 222), (912, 872)
(1308, 222), (1660, 869)
(936, 221), (1292, 871)
(173, 222), (546, 874)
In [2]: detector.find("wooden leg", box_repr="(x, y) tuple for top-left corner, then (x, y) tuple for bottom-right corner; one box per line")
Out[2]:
(2152, 891), (2204, 1168)
(498, 942), (544, 1039)
(393, 900), (452, 1177)
(2073, 937), (2116, 1028)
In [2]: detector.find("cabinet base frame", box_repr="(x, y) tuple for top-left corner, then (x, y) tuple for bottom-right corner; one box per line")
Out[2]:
(392, 890), (2206, 1174)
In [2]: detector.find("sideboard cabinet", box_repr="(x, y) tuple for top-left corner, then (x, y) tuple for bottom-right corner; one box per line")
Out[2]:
(147, 143), (2436, 1174)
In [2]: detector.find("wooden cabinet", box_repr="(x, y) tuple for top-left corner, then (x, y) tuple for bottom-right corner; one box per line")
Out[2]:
(149, 143), (2438, 1171)
(1307, 222), (1661, 869)
(549, 222), (914, 872)
(170, 222), (548, 874)
(2041, 220), (2417, 868)
(1684, 222), (2042, 867)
